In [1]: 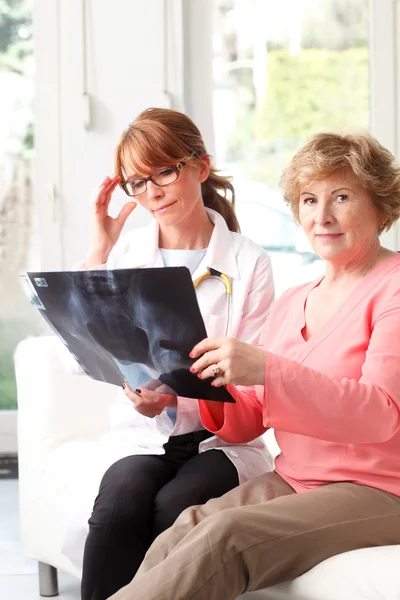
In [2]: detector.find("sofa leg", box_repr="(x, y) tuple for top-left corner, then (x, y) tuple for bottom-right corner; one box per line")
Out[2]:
(38, 562), (59, 597)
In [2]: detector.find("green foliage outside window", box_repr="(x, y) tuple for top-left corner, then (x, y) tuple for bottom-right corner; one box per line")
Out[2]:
(0, 0), (33, 410)
(0, 320), (33, 410)
(227, 47), (369, 186)
(0, 0), (32, 72)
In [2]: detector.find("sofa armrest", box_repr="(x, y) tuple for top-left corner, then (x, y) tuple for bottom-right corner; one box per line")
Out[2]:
(14, 336), (119, 568)
(15, 335), (118, 446)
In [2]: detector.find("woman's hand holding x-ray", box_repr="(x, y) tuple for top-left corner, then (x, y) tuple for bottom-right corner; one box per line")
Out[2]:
(190, 337), (267, 388)
(85, 175), (137, 268)
(122, 383), (177, 418)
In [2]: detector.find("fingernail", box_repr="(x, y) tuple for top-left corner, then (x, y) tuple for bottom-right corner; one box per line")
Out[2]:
(189, 352), (194, 358)
(211, 381), (216, 387)
(197, 373), (202, 379)
(190, 367), (196, 373)
(122, 383), (126, 389)
(135, 388), (142, 396)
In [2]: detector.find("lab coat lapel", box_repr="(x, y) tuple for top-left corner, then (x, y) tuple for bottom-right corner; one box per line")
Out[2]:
(133, 219), (165, 269)
(191, 208), (239, 282)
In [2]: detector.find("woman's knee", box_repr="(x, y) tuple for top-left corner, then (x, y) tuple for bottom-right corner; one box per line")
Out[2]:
(153, 476), (215, 533)
(153, 452), (239, 534)
(205, 508), (240, 541)
(88, 456), (142, 528)
(153, 488), (183, 533)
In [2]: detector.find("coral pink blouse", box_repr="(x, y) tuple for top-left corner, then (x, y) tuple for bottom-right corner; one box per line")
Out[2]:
(200, 254), (400, 495)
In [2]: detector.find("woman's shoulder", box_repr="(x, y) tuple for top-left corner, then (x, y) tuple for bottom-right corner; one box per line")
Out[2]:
(229, 232), (274, 288)
(378, 252), (400, 281)
(362, 253), (400, 301)
(278, 278), (317, 304)
(368, 253), (400, 311)
(229, 230), (270, 263)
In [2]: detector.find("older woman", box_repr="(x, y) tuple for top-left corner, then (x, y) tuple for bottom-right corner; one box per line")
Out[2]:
(110, 132), (400, 600)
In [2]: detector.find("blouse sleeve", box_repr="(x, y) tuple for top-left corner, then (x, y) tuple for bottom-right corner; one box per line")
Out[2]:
(198, 297), (280, 443)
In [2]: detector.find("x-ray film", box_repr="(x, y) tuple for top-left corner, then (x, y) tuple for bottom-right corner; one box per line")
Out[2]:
(21, 267), (235, 403)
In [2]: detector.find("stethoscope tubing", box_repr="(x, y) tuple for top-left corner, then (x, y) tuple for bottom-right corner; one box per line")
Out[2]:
(194, 271), (231, 337)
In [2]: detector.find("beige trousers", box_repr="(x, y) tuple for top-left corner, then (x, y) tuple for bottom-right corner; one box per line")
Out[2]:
(108, 471), (400, 600)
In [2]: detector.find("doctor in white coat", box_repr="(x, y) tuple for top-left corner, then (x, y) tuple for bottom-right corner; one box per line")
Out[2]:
(68, 108), (275, 600)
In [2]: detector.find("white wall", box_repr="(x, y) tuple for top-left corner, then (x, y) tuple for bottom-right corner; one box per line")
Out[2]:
(34, 0), (164, 268)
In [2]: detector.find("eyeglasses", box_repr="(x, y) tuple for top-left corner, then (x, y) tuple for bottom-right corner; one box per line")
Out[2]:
(121, 162), (185, 197)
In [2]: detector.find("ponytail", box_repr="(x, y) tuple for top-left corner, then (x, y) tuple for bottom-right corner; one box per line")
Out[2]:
(202, 170), (240, 233)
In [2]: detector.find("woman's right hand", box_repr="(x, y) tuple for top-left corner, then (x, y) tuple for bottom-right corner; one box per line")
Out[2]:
(85, 175), (137, 268)
(122, 383), (177, 418)
(190, 337), (267, 387)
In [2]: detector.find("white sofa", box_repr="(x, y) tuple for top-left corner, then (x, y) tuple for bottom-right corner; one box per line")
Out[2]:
(15, 336), (400, 599)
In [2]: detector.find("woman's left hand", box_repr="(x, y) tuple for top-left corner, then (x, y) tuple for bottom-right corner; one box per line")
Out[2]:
(122, 384), (177, 418)
(190, 337), (267, 388)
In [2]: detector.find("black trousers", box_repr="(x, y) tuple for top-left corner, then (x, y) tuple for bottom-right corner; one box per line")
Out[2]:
(80, 431), (239, 600)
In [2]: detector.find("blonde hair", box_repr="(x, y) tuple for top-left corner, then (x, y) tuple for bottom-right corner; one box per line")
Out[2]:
(115, 107), (240, 233)
(280, 132), (400, 233)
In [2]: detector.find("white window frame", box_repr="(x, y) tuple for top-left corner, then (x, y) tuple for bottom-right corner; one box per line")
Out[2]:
(0, 0), (62, 455)
(369, 0), (400, 250)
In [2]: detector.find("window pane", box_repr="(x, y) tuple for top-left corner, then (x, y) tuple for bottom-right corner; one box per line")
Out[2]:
(0, 0), (40, 411)
(212, 0), (369, 296)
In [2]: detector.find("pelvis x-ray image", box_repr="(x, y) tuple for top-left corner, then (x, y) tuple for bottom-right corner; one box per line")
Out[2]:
(22, 267), (234, 402)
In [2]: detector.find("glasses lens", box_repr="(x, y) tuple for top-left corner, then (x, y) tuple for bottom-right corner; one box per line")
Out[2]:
(152, 167), (178, 187)
(127, 180), (147, 196)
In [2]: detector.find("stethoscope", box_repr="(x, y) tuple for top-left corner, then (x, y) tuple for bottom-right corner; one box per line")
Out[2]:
(193, 268), (232, 337)
(134, 265), (232, 337)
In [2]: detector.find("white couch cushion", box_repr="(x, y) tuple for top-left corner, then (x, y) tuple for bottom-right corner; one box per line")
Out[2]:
(239, 545), (400, 600)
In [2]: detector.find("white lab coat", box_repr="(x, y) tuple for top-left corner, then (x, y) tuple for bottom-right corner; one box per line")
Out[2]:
(61, 208), (275, 570)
